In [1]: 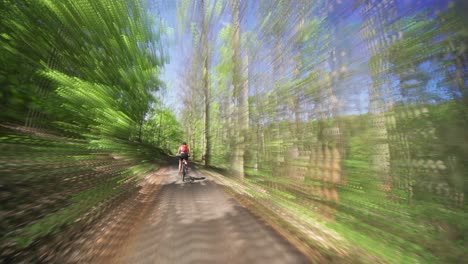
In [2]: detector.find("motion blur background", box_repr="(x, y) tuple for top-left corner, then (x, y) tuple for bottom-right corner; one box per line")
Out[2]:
(1, 0), (466, 263)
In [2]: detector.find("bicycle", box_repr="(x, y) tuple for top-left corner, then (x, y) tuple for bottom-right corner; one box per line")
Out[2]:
(177, 155), (205, 183)
(181, 158), (191, 182)
(178, 154), (193, 182)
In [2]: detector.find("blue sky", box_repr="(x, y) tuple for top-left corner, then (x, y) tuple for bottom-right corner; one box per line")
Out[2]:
(148, 0), (179, 110)
(151, 0), (454, 117)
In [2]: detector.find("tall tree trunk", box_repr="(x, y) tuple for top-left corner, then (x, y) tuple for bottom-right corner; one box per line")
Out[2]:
(157, 112), (163, 145)
(138, 119), (143, 143)
(361, 0), (396, 193)
(201, 0), (211, 166)
(230, 0), (246, 178)
(204, 52), (211, 166)
(239, 54), (249, 173)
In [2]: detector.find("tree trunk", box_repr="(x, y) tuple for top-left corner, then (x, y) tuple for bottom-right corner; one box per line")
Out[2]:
(157, 112), (162, 145)
(201, 0), (211, 167)
(138, 119), (143, 143)
(230, 0), (246, 179)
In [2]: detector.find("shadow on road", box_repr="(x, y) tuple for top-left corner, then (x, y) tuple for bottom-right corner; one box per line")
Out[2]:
(122, 167), (309, 264)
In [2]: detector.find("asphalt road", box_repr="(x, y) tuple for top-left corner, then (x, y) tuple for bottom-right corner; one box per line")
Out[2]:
(78, 165), (310, 264)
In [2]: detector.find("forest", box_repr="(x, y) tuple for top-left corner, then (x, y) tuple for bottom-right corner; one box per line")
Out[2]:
(1, 0), (466, 263)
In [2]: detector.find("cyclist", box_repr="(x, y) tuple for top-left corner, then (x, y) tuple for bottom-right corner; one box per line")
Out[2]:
(177, 142), (191, 173)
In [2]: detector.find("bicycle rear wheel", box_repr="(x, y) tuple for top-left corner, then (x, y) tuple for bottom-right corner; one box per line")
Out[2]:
(182, 163), (187, 181)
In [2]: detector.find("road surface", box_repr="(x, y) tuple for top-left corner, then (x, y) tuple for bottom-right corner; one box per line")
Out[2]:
(77, 164), (310, 264)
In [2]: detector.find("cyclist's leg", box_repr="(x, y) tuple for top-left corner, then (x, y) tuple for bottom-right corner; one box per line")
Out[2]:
(180, 153), (188, 171)
(178, 157), (182, 172)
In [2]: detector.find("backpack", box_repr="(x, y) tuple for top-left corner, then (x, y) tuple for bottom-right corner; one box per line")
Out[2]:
(180, 145), (188, 152)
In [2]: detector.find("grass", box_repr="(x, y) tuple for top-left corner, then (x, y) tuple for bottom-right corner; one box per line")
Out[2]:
(229, 166), (465, 263)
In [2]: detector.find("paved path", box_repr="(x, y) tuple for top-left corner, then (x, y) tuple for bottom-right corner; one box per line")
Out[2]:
(117, 165), (309, 264)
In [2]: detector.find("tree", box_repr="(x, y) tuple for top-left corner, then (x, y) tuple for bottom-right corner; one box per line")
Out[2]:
(228, 0), (249, 178)
(176, 0), (224, 165)
(385, 0), (468, 205)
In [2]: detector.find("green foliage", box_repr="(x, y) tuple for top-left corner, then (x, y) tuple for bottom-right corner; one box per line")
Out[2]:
(0, 0), (177, 256)
(143, 107), (183, 152)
